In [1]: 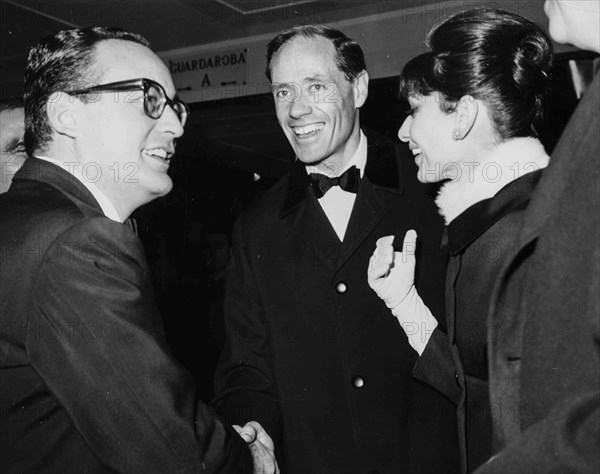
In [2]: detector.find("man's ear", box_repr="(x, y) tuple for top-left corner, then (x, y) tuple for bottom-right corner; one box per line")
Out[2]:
(46, 91), (80, 139)
(453, 95), (478, 139)
(353, 70), (369, 109)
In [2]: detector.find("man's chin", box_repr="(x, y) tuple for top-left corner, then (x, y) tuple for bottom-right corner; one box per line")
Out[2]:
(294, 151), (327, 165)
(149, 177), (173, 199)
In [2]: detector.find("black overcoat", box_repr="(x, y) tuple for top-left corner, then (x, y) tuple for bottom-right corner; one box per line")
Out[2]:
(213, 131), (459, 474)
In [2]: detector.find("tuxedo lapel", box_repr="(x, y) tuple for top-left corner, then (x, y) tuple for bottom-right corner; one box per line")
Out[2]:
(337, 177), (388, 270)
(282, 185), (341, 272)
(278, 129), (403, 272)
(337, 130), (402, 270)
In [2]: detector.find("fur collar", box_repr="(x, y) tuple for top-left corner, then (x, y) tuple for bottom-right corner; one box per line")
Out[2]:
(436, 137), (549, 224)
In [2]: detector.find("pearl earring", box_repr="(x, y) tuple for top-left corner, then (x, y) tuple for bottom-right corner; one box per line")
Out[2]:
(451, 129), (461, 141)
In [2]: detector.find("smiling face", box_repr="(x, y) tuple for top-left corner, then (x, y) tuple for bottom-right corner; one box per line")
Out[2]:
(75, 39), (184, 216)
(270, 36), (367, 172)
(398, 94), (461, 183)
(0, 107), (27, 194)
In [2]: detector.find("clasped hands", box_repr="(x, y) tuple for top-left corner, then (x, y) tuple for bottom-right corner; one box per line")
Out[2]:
(234, 421), (280, 474)
(367, 230), (437, 355)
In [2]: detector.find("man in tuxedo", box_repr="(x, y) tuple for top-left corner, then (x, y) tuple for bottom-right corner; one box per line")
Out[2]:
(478, 1), (599, 472)
(0, 98), (26, 194)
(213, 25), (458, 474)
(0, 26), (276, 474)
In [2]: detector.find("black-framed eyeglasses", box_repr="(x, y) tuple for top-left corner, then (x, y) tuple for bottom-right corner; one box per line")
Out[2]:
(69, 78), (189, 126)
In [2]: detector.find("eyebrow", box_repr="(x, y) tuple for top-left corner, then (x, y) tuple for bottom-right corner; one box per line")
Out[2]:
(271, 75), (330, 91)
(271, 83), (288, 92)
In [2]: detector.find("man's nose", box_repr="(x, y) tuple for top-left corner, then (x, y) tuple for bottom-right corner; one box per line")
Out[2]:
(159, 104), (185, 138)
(288, 90), (312, 119)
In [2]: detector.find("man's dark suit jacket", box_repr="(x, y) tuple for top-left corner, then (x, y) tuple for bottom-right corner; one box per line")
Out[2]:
(213, 131), (459, 474)
(0, 158), (252, 473)
(476, 73), (600, 472)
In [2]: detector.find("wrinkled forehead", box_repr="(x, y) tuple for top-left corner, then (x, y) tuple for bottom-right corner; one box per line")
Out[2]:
(92, 39), (176, 96)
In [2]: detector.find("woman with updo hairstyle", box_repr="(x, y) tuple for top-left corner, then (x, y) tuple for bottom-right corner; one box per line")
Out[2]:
(367, 8), (553, 473)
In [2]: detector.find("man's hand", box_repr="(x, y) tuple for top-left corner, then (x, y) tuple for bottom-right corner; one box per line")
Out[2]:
(233, 421), (280, 474)
(367, 230), (417, 308)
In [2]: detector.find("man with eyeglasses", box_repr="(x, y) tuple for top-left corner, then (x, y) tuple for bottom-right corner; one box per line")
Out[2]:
(0, 27), (277, 474)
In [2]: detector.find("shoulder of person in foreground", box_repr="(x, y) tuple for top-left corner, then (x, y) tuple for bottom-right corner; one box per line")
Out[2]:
(23, 216), (255, 473)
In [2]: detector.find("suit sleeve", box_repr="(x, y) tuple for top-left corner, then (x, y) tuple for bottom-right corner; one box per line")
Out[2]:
(26, 218), (252, 474)
(212, 217), (283, 455)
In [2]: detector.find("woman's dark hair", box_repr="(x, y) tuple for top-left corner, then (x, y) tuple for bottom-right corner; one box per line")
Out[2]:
(399, 8), (553, 139)
(24, 27), (150, 156)
(265, 24), (366, 82)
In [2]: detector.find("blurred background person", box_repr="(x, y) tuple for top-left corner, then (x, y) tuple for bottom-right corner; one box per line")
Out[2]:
(0, 97), (26, 194)
(200, 225), (232, 353)
(478, 1), (600, 472)
(162, 220), (232, 401)
(368, 8), (552, 473)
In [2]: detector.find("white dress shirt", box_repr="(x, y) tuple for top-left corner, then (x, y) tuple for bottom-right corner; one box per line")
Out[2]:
(306, 131), (367, 241)
(35, 156), (123, 222)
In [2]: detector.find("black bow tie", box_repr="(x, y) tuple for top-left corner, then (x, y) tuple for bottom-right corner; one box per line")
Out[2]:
(309, 166), (361, 199)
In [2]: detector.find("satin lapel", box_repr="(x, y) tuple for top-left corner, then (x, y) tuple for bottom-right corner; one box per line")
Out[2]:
(336, 177), (388, 271)
(283, 189), (341, 272)
(279, 129), (402, 272)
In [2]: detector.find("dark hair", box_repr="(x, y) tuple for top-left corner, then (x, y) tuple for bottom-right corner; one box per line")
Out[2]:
(24, 26), (151, 156)
(399, 8), (552, 139)
(0, 97), (24, 114)
(265, 24), (366, 82)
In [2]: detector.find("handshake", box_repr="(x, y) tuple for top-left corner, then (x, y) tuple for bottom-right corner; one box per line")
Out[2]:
(234, 421), (280, 474)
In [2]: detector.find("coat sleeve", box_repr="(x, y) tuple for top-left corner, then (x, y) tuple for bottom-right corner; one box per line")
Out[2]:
(477, 241), (600, 473)
(475, 391), (599, 473)
(413, 327), (461, 405)
(26, 217), (252, 474)
(212, 217), (283, 454)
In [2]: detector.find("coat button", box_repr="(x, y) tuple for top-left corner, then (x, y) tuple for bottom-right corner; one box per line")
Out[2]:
(352, 376), (365, 388)
(335, 281), (347, 294)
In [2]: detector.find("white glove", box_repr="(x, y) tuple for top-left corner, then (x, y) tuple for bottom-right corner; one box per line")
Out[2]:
(368, 231), (417, 308)
(368, 230), (438, 355)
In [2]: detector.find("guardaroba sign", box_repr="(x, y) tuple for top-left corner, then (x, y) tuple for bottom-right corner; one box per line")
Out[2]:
(166, 48), (249, 102)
